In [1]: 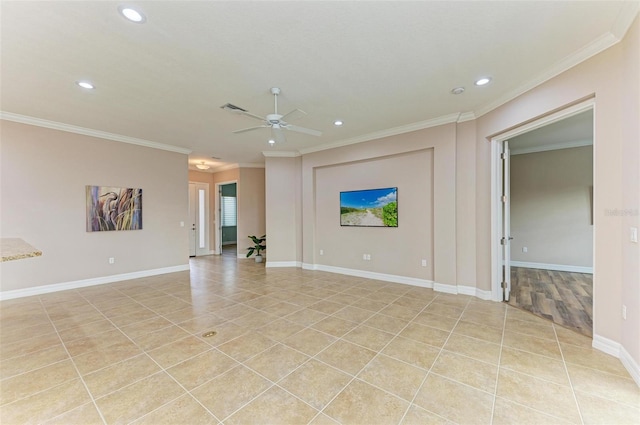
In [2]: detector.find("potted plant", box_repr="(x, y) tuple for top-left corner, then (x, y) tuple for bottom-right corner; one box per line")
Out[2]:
(246, 235), (266, 263)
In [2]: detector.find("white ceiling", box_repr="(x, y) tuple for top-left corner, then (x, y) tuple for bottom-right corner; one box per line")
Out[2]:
(509, 109), (594, 155)
(1, 1), (637, 171)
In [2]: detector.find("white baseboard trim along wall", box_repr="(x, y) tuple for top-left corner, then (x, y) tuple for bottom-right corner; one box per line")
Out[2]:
(297, 263), (493, 300)
(510, 261), (593, 274)
(266, 261), (303, 268)
(593, 334), (640, 387)
(0, 264), (190, 301)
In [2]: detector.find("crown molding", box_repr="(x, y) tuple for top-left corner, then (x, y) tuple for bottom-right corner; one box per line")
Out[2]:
(474, 31), (620, 119)
(262, 151), (301, 158)
(457, 111), (476, 123)
(611, 1), (640, 40)
(238, 163), (265, 168)
(299, 113), (460, 155)
(0, 112), (192, 155)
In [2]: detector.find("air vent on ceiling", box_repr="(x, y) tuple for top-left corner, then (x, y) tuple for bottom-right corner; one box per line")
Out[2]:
(220, 103), (248, 112)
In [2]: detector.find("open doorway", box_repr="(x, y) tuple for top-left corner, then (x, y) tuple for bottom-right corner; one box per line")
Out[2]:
(216, 182), (237, 257)
(492, 102), (594, 337)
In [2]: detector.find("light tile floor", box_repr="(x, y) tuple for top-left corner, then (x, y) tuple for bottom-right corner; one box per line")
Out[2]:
(1, 255), (638, 424)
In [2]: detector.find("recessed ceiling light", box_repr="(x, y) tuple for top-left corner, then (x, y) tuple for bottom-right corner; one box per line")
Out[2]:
(118, 5), (146, 23)
(334, 120), (343, 126)
(475, 77), (492, 86)
(268, 139), (275, 145)
(76, 81), (95, 89)
(450, 87), (465, 95)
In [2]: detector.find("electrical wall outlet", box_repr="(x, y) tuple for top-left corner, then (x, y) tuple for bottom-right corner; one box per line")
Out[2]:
(363, 254), (371, 261)
(108, 257), (115, 264)
(320, 249), (324, 255)
(622, 305), (627, 320)
(421, 259), (427, 267)
(631, 227), (638, 243)
(522, 247), (528, 253)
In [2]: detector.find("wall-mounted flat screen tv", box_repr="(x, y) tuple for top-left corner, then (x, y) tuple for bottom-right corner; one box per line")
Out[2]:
(340, 187), (398, 227)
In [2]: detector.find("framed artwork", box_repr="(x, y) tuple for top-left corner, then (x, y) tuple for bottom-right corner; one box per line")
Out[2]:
(86, 185), (142, 232)
(340, 187), (398, 227)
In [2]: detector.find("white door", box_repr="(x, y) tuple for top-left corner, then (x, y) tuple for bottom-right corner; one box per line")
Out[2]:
(502, 140), (512, 302)
(188, 183), (197, 257)
(188, 182), (210, 257)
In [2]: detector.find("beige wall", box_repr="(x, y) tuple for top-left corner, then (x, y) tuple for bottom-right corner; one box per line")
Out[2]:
(510, 146), (593, 267)
(300, 123), (456, 286)
(620, 14), (640, 369)
(314, 150), (433, 279)
(237, 167), (265, 257)
(0, 121), (189, 293)
(265, 156), (302, 264)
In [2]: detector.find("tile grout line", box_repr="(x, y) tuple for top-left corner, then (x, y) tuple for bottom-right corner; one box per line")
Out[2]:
(488, 301), (508, 424)
(37, 292), (109, 425)
(75, 284), (219, 425)
(554, 322), (586, 425)
(396, 296), (475, 425)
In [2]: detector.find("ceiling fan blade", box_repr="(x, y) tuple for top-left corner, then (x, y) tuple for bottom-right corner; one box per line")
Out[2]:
(279, 108), (307, 123)
(286, 124), (322, 137)
(233, 125), (269, 134)
(236, 110), (267, 122)
(272, 126), (287, 144)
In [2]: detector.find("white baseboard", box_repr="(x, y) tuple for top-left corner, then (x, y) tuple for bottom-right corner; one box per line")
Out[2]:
(458, 285), (494, 300)
(0, 264), (190, 301)
(510, 261), (593, 274)
(593, 334), (640, 387)
(620, 345), (640, 387)
(311, 264), (434, 288)
(266, 261), (302, 268)
(301, 263), (496, 300)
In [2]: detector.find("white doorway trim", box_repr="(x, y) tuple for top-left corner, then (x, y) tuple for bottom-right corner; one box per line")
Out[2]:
(490, 98), (595, 302)
(214, 180), (238, 256)
(188, 181), (211, 256)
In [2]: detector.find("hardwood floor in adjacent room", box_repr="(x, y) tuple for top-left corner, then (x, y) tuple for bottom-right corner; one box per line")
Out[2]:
(509, 267), (593, 337)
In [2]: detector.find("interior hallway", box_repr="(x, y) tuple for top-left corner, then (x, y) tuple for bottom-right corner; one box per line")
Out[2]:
(0, 255), (637, 424)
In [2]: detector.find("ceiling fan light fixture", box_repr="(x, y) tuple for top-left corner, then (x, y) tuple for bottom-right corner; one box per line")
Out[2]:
(475, 77), (492, 86)
(195, 161), (210, 170)
(118, 5), (146, 23)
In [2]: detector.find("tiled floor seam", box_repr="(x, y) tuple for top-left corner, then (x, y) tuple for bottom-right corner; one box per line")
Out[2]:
(489, 301), (508, 424)
(39, 296), (109, 425)
(555, 323), (586, 425)
(73, 290), (216, 424)
(307, 295), (433, 423)
(374, 297), (468, 423)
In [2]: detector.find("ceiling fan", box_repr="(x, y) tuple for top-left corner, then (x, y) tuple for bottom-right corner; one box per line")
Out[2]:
(222, 87), (322, 144)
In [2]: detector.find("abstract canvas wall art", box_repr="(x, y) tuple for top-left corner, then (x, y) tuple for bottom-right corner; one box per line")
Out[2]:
(86, 186), (142, 232)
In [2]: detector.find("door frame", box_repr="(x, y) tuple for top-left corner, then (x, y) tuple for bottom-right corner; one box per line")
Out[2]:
(188, 181), (211, 257)
(214, 180), (238, 255)
(490, 99), (595, 302)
